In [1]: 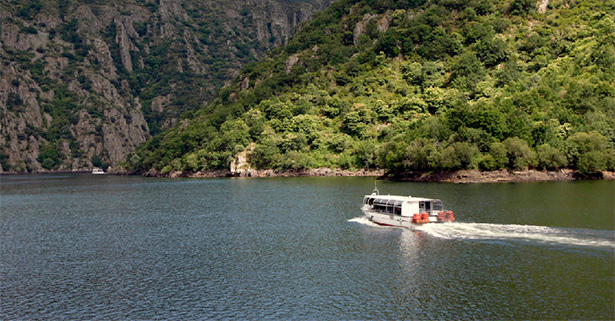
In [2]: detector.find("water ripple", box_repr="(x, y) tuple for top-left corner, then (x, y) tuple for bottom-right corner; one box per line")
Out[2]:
(2, 175), (613, 320)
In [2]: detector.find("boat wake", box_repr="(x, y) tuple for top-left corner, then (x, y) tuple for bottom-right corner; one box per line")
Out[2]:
(348, 216), (382, 227)
(415, 223), (615, 250)
(350, 217), (615, 250)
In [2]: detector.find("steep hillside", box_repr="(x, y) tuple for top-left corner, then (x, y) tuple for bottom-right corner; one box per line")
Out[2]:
(128, 0), (615, 177)
(0, 0), (332, 172)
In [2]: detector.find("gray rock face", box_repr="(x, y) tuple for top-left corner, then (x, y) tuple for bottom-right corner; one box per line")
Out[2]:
(0, 0), (332, 173)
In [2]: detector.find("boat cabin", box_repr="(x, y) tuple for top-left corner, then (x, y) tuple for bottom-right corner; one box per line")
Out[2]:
(363, 195), (444, 217)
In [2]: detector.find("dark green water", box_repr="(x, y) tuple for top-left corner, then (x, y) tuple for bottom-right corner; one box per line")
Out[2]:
(1, 174), (613, 319)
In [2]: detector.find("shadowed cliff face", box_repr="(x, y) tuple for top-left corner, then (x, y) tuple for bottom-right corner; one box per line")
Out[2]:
(0, 0), (331, 173)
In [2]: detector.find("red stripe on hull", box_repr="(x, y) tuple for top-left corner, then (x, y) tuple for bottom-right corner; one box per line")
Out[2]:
(368, 217), (453, 227)
(371, 221), (397, 227)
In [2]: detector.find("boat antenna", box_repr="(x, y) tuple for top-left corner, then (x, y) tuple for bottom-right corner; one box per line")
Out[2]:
(372, 181), (379, 195)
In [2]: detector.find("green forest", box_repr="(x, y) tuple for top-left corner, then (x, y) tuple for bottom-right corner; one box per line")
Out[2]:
(126, 0), (615, 176)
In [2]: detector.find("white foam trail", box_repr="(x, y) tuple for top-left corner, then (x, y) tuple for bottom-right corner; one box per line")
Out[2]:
(414, 223), (615, 249)
(348, 216), (382, 227)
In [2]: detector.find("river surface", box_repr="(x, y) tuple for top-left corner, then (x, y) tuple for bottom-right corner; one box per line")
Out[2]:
(1, 174), (613, 320)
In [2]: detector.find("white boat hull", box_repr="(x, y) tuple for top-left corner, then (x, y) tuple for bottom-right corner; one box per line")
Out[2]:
(92, 168), (106, 175)
(361, 193), (455, 227)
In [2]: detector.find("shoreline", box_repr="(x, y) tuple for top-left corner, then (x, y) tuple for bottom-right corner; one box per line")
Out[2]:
(386, 169), (615, 183)
(144, 168), (387, 179)
(2, 168), (614, 183)
(144, 168), (615, 183)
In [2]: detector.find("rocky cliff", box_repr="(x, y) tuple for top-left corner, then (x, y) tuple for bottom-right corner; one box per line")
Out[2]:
(0, 0), (332, 173)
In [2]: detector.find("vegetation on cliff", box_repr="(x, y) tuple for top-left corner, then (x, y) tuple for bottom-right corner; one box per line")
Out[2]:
(127, 0), (615, 177)
(0, 0), (330, 172)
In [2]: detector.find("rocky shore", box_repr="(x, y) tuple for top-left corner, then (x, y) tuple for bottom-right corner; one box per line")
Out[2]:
(144, 168), (386, 178)
(139, 168), (615, 183)
(388, 169), (615, 183)
(4, 167), (613, 184)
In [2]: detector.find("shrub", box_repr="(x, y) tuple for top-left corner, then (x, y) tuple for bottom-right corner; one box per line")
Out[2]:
(182, 153), (202, 172)
(377, 141), (409, 174)
(449, 52), (485, 95)
(479, 154), (498, 171)
(567, 131), (608, 154)
(403, 139), (442, 171)
(566, 131), (610, 168)
(342, 104), (372, 136)
(280, 133), (308, 152)
(7, 92), (24, 112)
(536, 144), (568, 170)
(485, 142), (507, 169)
(440, 142), (480, 170)
(577, 151), (606, 176)
(503, 137), (535, 170)
(355, 140), (378, 168)
(251, 141), (280, 169)
(38, 144), (62, 170)
(278, 151), (313, 170)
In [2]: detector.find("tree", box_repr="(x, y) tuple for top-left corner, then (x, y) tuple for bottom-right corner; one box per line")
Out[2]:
(375, 31), (400, 57)
(252, 140), (281, 169)
(577, 151), (607, 176)
(420, 28), (461, 60)
(565, 131), (612, 170)
(440, 142), (480, 170)
(450, 52), (485, 95)
(509, 0), (535, 16)
(404, 138), (441, 171)
(289, 114), (321, 142)
(342, 104), (372, 137)
(475, 37), (508, 67)
(503, 137), (535, 170)
(355, 140), (378, 168)
(478, 154), (498, 171)
(536, 144), (568, 170)
(38, 144), (62, 170)
(495, 60), (521, 87)
(378, 140), (409, 173)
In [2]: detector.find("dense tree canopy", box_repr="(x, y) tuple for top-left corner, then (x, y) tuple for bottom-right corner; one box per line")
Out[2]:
(127, 0), (615, 176)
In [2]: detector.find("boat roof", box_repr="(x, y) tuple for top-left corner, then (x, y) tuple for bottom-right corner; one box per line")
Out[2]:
(364, 194), (439, 202)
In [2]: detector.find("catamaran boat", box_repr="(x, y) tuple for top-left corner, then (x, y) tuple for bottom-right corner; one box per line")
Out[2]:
(361, 187), (455, 228)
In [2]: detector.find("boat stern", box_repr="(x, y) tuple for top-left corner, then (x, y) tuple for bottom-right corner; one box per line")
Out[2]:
(411, 211), (455, 224)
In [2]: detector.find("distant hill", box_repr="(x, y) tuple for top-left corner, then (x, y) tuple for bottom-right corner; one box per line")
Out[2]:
(0, 0), (332, 172)
(127, 0), (615, 177)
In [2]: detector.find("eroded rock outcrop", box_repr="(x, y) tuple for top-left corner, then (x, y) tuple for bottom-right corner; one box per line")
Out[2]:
(0, 0), (332, 173)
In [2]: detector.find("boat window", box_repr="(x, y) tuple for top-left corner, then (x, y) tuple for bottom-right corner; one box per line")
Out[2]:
(385, 200), (393, 213)
(373, 199), (388, 213)
(371, 198), (404, 215)
(368, 197), (442, 216)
